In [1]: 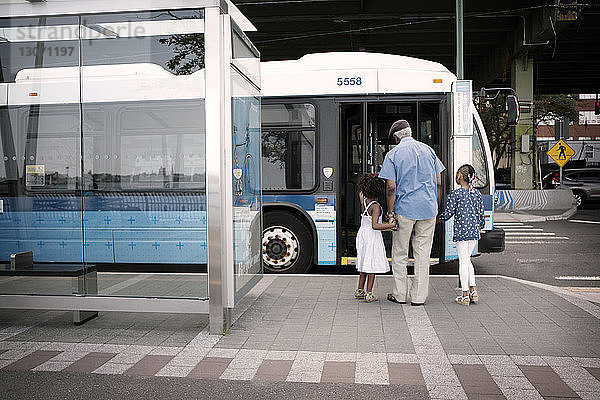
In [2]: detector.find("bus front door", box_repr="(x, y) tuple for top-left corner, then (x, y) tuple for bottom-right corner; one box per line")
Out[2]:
(364, 101), (446, 264)
(340, 103), (364, 259)
(340, 100), (447, 264)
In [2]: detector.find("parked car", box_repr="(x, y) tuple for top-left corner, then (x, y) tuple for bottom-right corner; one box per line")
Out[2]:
(542, 170), (560, 189)
(556, 168), (600, 207)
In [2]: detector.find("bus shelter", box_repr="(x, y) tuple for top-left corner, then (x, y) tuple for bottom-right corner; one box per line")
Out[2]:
(0, 0), (262, 334)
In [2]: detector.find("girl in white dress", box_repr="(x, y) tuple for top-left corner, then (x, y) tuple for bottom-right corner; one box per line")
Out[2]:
(354, 174), (396, 302)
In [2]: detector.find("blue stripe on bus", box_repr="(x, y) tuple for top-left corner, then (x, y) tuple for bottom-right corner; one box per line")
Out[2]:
(0, 195), (207, 264)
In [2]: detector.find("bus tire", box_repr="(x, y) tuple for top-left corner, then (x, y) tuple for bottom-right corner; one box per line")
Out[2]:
(262, 211), (313, 274)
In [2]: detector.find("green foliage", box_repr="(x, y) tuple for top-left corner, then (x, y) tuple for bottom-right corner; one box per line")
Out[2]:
(261, 131), (287, 167)
(533, 94), (578, 125)
(159, 34), (204, 75)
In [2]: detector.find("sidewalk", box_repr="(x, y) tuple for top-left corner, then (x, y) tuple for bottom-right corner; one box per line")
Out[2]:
(1, 275), (600, 399)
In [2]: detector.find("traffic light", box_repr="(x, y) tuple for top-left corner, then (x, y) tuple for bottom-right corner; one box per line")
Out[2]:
(595, 100), (600, 115)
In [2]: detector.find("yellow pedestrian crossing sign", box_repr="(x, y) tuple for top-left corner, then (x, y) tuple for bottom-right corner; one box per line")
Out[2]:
(547, 139), (575, 167)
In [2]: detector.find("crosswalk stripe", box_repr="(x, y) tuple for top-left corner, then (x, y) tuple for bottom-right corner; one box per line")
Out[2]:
(506, 236), (569, 240)
(497, 222), (569, 243)
(504, 232), (557, 236)
(502, 228), (543, 232)
(555, 276), (600, 281)
(569, 219), (600, 225)
(496, 225), (533, 229)
(507, 241), (568, 244)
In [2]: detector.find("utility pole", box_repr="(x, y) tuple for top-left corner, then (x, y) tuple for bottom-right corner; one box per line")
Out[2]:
(456, 0), (464, 79)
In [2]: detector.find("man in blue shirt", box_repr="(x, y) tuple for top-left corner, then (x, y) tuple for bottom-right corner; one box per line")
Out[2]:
(378, 120), (445, 305)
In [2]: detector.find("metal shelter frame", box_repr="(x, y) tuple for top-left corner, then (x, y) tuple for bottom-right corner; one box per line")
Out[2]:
(0, 0), (260, 335)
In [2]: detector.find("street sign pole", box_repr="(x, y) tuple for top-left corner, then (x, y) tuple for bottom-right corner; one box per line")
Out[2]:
(547, 139), (575, 183)
(560, 166), (563, 185)
(456, 0), (463, 79)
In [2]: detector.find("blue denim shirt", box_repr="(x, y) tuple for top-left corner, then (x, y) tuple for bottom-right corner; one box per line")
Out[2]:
(378, 137), (445, 220)
(439, 188), (485, 242)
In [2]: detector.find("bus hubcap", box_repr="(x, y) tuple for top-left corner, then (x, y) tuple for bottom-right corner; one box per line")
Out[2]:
(262, 227), (299, 268)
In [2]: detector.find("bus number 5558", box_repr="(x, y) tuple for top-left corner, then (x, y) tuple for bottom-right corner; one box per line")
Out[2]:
(337, 77), (362, 86)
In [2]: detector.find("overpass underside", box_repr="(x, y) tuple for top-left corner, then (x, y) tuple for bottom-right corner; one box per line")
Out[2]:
(234, 0), (600, 93)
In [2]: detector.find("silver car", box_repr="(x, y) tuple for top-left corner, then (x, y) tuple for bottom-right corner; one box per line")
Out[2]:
(557, 168), (600, 207)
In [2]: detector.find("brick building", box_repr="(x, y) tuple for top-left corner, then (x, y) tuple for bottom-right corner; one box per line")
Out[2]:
(537, 94), (600, 141)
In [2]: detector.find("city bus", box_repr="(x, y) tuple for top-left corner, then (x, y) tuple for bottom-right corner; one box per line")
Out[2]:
(259, 52), (503, 273)
(1, 50), (503, 273)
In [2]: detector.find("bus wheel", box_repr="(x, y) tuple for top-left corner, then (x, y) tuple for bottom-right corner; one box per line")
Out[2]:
(262, 211), (313, 273)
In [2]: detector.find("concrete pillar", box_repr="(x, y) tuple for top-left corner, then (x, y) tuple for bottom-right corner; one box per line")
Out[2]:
(511, 56), (534, 189)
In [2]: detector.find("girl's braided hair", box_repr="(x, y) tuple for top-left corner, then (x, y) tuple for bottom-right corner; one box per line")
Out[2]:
(457, 164), (476, 193)
(358, 173), (385, 199)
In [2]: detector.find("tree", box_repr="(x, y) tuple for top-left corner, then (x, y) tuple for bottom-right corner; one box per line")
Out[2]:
(159, 33), (204, 75)
(533, 94), (578, 128)
(158, 12), (205, 75)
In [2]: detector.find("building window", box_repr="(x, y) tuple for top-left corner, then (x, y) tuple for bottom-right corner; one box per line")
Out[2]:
(579, 111), (600, 125)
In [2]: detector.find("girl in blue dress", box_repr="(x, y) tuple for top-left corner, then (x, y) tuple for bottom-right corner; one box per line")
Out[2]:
(438, 164), (485, 306)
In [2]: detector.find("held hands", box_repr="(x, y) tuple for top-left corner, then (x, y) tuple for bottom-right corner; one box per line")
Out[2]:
(387, 214), (398, 231)
(388, 217), (397, 229)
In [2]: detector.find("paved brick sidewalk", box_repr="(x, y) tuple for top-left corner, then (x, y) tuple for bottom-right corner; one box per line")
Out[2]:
(1, 275), (600, 399)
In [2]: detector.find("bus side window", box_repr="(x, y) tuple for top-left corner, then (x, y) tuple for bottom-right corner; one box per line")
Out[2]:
(15, 105), (81, 192)
(261, 103), (316, 191)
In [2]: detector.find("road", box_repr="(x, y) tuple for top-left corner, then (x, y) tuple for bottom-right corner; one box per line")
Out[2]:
(312, 201), (600, 289)
(0, 370), (425, 400)
(474, 201), (600, 288)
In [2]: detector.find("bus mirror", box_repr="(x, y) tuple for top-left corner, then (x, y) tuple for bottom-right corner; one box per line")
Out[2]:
(506, 95), (519, 126)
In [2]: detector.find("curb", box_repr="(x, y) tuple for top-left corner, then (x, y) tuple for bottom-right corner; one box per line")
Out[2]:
(496, 206), (577, 223)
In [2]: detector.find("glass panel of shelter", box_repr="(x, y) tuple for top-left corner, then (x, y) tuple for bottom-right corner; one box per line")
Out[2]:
(0, 9), (211, 299)
(80, 10), (207, 298)
(0, 15), (84, 296)
(230, 20), (262, 302)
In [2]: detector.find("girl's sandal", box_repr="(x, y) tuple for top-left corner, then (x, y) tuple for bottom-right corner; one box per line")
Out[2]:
(365, 292), (378, 303)
(469, 289), (479, 303)
(455, 295), (470, 306)
(354, 289), (365, 299)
